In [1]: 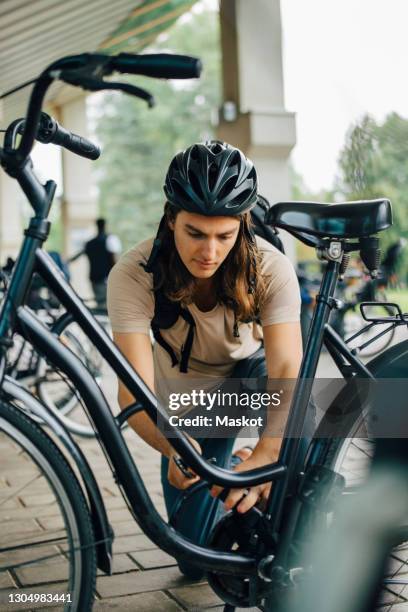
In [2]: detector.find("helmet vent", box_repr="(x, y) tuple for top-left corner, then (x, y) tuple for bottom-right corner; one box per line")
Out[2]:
(172, 181), (187, 200)
(230, 188), (252, 207)
(229, 150), (241, 167)
(218, 176), (237, 201)
(211, 142), (223, 154)
(190, 146), (200, 161)
(188, 170), (205, 200)
(208, 162), (218, 190)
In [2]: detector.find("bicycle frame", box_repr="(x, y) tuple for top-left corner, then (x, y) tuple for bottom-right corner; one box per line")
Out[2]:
(0, 207), (374, 575)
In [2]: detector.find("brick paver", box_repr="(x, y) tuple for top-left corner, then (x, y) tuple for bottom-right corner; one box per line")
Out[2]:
(169, 583), (223, 609)
(92, 591), (184, 611)
(129, 549), (177, 570)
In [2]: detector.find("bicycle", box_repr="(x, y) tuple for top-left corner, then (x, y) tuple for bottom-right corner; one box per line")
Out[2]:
(1, 269), (111, 437)
(0, 52), (406, 612)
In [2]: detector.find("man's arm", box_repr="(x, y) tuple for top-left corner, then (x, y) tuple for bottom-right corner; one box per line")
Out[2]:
(252, 321), (303, 461)
(211, 321), (303, 512)
(113, 331), (173, 458)
(113, 331), (202, 489)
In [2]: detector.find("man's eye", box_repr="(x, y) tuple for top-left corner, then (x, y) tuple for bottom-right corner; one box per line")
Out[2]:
(188, 232), (203, 239)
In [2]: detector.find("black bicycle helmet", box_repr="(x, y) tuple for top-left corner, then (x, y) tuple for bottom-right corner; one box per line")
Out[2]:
(163, 140), (258, 216)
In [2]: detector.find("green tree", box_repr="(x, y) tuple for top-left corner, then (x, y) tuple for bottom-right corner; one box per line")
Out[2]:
(337, 112), (408, 253)
(94, 7), (221, 250)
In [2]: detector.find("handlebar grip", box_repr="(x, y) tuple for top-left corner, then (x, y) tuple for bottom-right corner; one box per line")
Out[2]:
(111, 53), (202, 79)
(35, 113), (100, 160)
(51, 126), (100, 160)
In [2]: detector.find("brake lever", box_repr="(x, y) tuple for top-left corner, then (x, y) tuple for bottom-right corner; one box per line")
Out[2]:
(173, 456), (195, 479)
(104, 81), (155, 107)
(173, 455), (218, 480)
(55, 70), (155, 107)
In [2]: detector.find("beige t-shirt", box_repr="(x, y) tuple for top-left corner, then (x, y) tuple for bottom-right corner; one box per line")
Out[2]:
(107, 235), (300, 412)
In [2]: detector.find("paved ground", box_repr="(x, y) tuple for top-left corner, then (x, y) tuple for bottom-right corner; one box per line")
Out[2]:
(1, 331), (408, 611)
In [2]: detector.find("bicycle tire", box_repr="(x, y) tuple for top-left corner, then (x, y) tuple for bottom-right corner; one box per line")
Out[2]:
(312, 339), (408, 607)
(0, 400), (97, 611)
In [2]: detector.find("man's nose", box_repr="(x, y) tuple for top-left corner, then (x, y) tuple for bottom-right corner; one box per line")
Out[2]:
(200, 239), (217, 261)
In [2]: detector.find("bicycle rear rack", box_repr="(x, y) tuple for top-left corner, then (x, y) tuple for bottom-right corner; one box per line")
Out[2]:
(344, 301), (408, 354)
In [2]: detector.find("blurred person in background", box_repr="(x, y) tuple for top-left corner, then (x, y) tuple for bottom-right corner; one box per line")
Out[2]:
(71, 218), (122, 308)
(381, 237), (407, 288)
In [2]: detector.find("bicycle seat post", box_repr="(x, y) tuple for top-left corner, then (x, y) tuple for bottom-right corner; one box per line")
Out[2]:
(266, 240), (343, 533)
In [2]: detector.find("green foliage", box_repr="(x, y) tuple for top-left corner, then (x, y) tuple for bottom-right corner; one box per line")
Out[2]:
(336, 112), (408, 276)
(293, 113), (408, 277)
(94, 7), (221, 250)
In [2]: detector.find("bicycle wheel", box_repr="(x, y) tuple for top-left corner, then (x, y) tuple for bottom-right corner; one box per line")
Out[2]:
(0, 401), (97, 611)
(35, 310), (112, 437)
(314, 340), (408, 608)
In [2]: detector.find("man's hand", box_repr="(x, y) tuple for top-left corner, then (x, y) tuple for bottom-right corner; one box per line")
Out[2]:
(167, 437), (202, 490)
(210, 448), (277, 514)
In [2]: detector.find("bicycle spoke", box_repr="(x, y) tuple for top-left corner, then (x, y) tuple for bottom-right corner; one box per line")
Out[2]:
(0, 533), (69, 552)
(332, 435), (408, 609)
(0, 472), (44, 509)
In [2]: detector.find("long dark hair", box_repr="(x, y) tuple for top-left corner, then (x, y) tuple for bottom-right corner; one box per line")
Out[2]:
(154, 203), (267, 323)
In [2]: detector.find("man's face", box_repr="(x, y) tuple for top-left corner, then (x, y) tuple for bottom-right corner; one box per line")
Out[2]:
(169, 211), (240, 279)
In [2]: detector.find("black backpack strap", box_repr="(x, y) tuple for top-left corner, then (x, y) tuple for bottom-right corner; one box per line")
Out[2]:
(252, 195), (285, 253)
(140, 221), (197, 373)
(151, 325), (179, 368)
(152, 308), (196, 373)
(179, 308), (196, 373)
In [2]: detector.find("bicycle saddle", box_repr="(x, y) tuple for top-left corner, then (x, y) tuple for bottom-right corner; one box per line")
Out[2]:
(266, 199), (392, 240)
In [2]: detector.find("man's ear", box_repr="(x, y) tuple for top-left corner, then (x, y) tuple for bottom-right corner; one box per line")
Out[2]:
(168, 219), (175, 231)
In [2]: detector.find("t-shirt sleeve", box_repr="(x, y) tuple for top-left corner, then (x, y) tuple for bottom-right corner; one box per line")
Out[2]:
(259, 249), (301, 327)
(107, 248), (154, 334)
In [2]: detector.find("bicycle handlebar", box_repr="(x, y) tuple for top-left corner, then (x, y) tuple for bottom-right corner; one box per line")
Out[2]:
(16, 112), (100, 160)
(110, 53), (202, 79)
(1, 52), (201, 168)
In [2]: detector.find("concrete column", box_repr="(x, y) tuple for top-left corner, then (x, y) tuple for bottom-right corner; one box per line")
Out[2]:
(218, 0), (296, 261)
(58, 95), (98, 299)
(0, 171), (23, 264)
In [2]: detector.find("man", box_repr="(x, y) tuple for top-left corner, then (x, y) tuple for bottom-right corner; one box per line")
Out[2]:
(108, 141), (302, 579)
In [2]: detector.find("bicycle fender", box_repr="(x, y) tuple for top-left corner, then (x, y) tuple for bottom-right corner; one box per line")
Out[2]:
(2, 376), (114, 575)
(307, 339), (408, 465)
